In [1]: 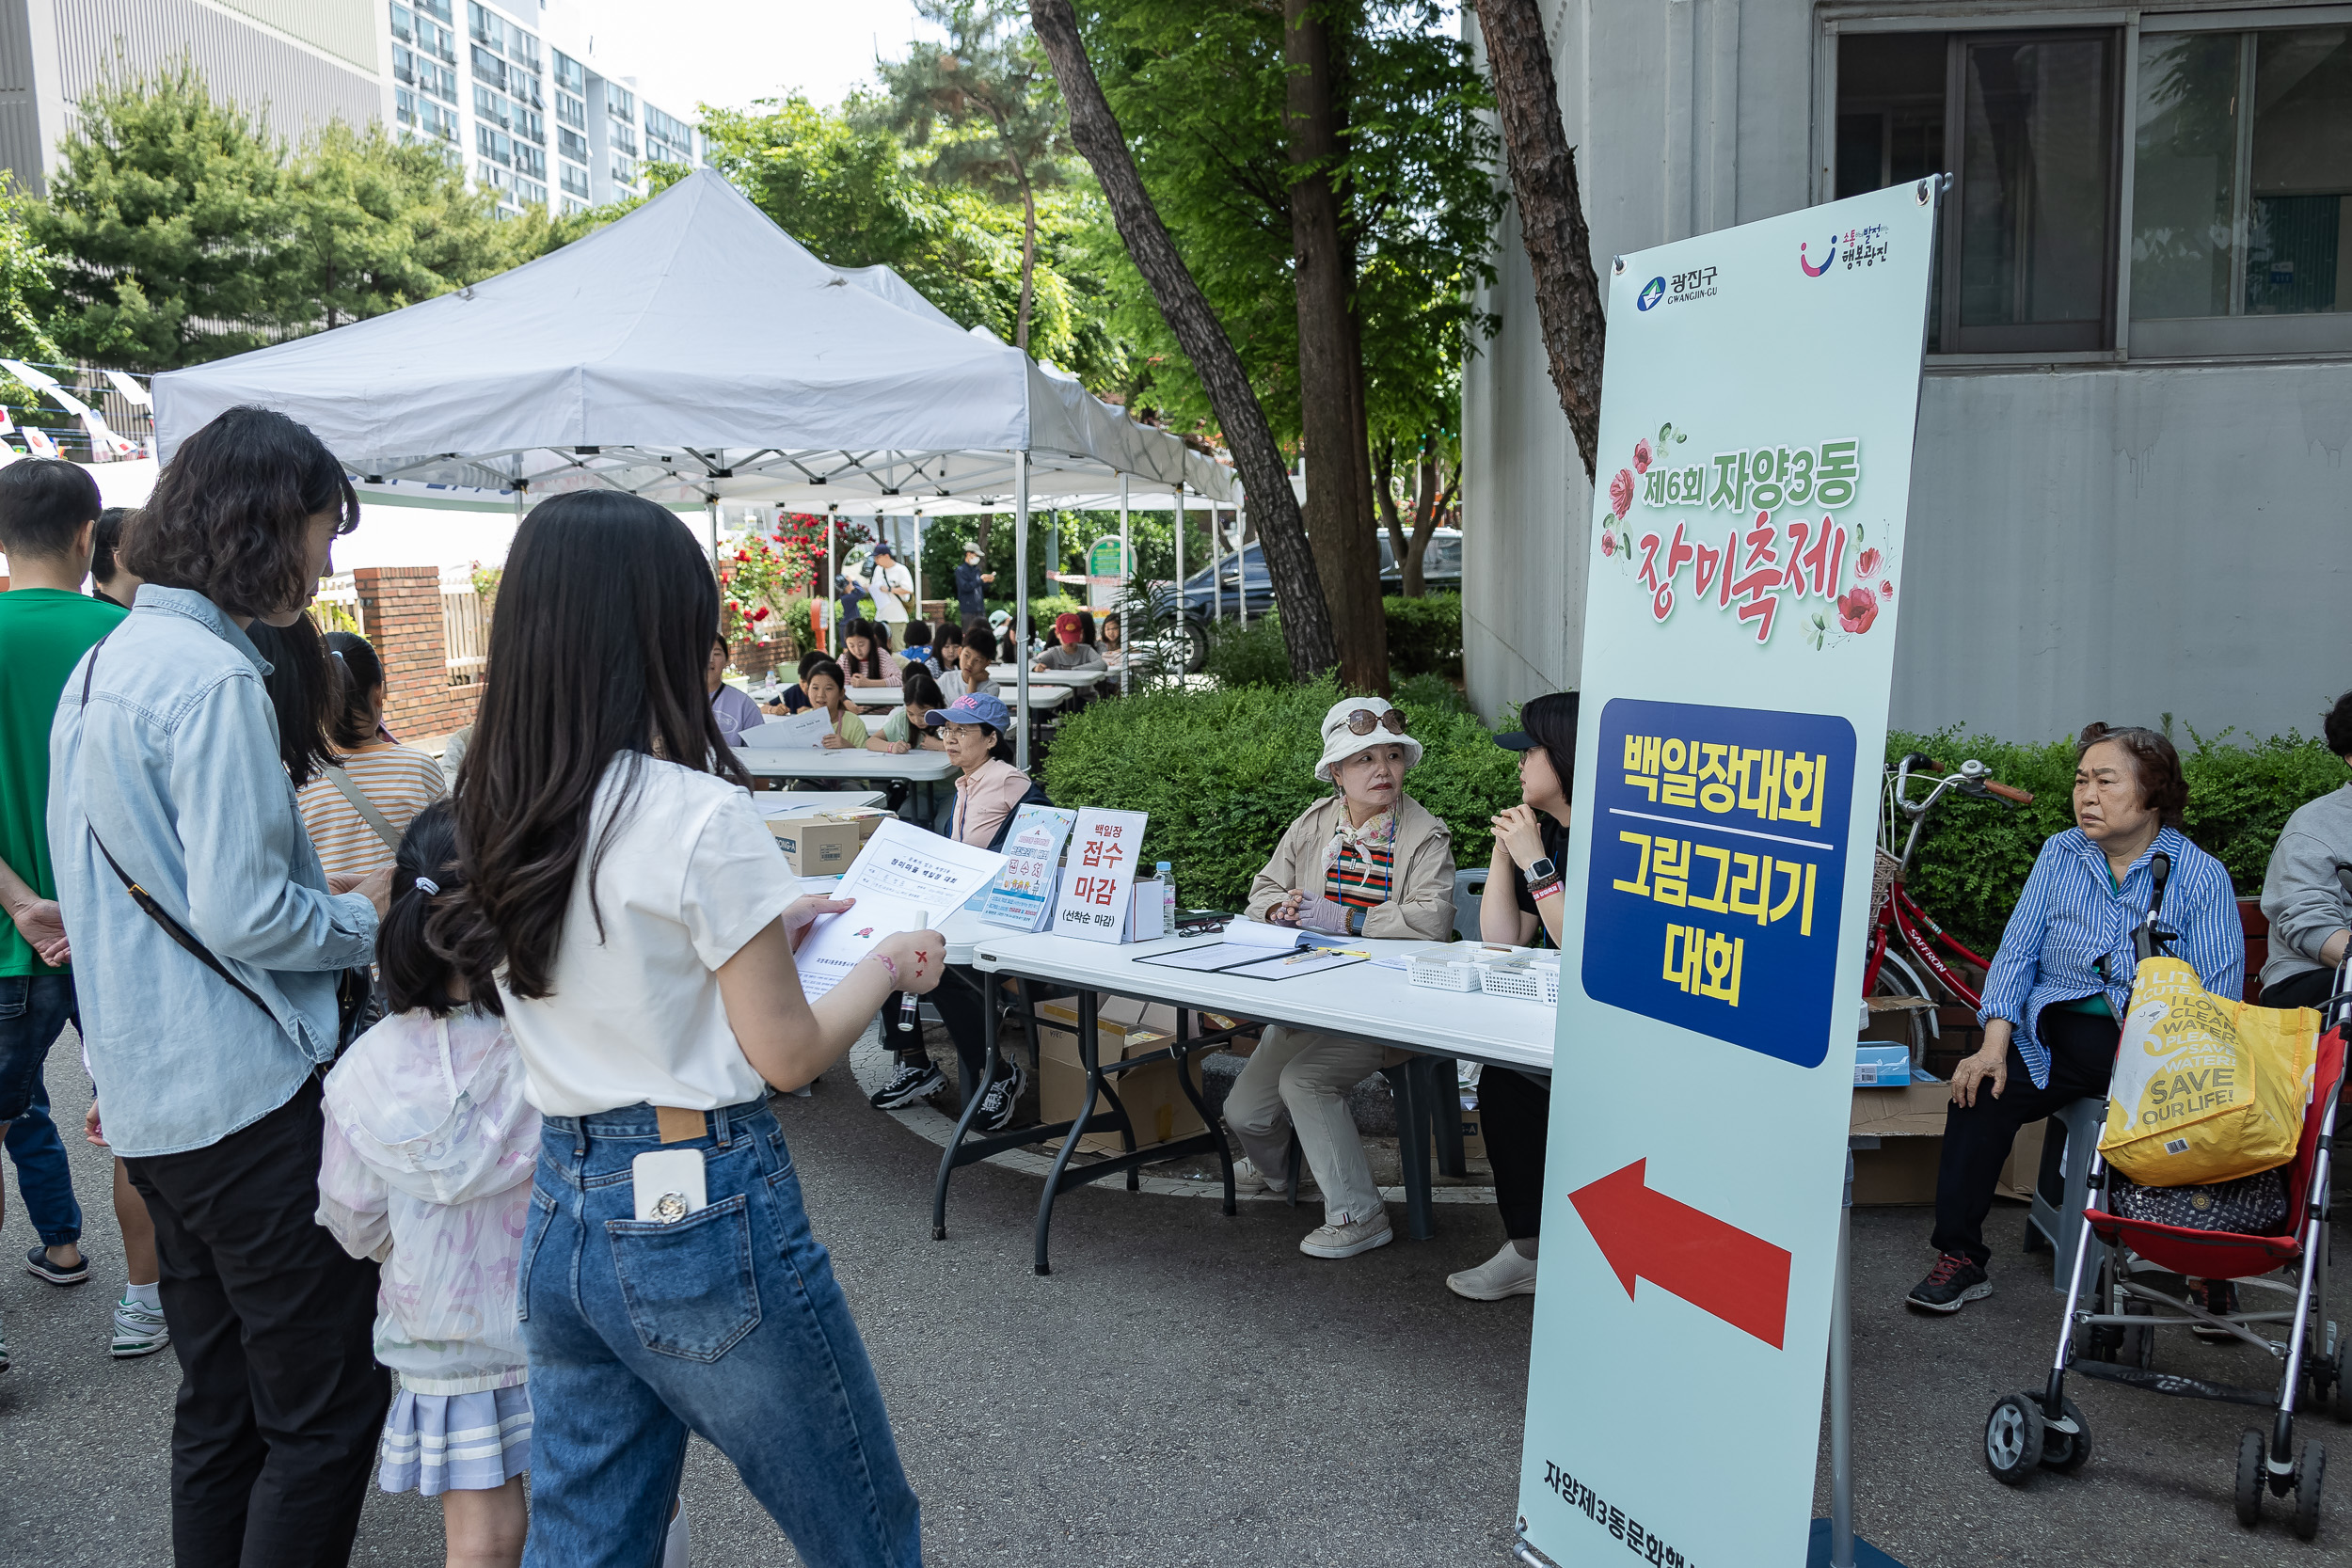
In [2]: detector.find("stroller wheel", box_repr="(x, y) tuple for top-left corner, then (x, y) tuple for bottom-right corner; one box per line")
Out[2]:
(2237, 1429), (2267, 1527)
(2331, 1344), (2352, 1425)
(1984, 1394), (2045, 1484)
(2041, 1396), (2092, 1474)
(2293, 1442), (2326, 1542)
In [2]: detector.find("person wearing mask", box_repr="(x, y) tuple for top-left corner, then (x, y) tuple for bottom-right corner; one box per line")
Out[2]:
(803, 660), (871, 750)
(431, 488), (937, 1568)
(47, 406), (393, 1564)
(838, 617), (904, 691)
(89, 505), (145, 610)
(1907, 722), (2243, 1315)
(1449, 691), (1579, 1302)
(954, 540), (993, 629)
(297, 632), (451, 879)
(1034, 610), (1106, 673)
(2257, 689), (2352, 1011)
(868, 692), (1032, 1130)
(860, 542), (914, 640)
(704, 635), (764, 749)
(868, 669), (949, 756)
(1225, 697), (1457, 1259)
(0, 459), (115, 1370)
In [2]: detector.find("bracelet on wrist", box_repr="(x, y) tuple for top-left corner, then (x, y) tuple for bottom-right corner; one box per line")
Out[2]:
(1532, 879), (1565, 903)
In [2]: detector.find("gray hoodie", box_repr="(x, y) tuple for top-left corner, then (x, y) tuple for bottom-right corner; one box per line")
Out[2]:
(2259, 782), (2352, 990)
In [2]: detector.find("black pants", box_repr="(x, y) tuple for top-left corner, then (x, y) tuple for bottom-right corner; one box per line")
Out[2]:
(2260, 967), (2337, 1010)
(124, 1076), (389, 1568)
(1480, 1067), (1550, 1241)
(886, 965), (994, 1109)
(1930, 1007), (2119, 1268)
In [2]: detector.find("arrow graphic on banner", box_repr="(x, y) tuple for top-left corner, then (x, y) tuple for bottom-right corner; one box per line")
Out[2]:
(1568, 1159), (1792, 1348)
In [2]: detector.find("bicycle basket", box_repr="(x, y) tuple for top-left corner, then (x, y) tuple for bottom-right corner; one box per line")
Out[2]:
(1869, 848), (1901, 920)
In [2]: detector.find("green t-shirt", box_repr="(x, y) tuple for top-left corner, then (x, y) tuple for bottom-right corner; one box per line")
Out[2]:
(0, 587), (127, 975)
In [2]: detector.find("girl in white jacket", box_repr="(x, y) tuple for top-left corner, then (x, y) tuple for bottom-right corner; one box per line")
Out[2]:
(315, 803), (687, 1568)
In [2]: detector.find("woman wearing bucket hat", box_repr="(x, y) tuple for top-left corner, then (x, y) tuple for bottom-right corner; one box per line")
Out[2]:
(1448, 690), (1580, 1302)
(1225, 695), (1458, 1258)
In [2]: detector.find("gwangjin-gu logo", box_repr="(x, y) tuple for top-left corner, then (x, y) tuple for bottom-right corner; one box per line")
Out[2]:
(1799, 237), (1837, 277)
(1636, 277), (1666, 310)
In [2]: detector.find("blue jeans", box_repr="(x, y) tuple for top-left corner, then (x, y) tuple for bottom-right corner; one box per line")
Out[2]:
(520, 1099), (921, 1568)
(0, 974), (83, 1247)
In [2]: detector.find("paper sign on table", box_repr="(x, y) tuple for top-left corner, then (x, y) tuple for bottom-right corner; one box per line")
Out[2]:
(836, 818), (1007, 910)
(1049, 808), (1148, 943)
(792, 892), (931, 999)
(979, 804), (1076, 931)
(740, 710), (832, 749)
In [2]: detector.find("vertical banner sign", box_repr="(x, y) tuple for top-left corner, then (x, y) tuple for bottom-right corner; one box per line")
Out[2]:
(1516, 183), (1938, 1568)
(1050, 808), (1149, 943)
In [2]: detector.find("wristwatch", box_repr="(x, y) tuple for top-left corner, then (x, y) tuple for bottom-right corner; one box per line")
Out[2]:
(1526, 856), (1559, 887)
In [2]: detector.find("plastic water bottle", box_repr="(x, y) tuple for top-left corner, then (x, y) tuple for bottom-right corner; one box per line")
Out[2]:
(1157, 862), (1175, 927)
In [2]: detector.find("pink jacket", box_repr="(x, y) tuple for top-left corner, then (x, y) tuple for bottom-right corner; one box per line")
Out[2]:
(951, 758), (1031, 847)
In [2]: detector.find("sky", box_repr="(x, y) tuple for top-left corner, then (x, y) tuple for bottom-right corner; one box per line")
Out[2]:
(567, 0), (932, 118)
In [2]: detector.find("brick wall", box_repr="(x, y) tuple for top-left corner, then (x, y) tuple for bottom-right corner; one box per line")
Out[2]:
(352, 566), (481, 740)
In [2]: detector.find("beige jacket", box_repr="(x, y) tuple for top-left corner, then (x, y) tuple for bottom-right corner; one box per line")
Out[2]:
(1244, 794), (1457, 942)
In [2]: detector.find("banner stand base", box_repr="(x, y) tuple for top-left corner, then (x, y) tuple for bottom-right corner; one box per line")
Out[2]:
(1804, 1518), (1905, 1566)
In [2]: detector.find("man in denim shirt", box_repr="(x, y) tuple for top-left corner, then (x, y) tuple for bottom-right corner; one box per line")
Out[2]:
(47, 409), (391, 1567)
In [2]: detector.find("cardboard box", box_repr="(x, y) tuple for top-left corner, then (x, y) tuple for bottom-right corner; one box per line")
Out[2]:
(1844, 1078), (2045, 1204)
(829, 807), (891, 841)
(1035, 994), (1209, 1154)
(771, 816), (862, 877)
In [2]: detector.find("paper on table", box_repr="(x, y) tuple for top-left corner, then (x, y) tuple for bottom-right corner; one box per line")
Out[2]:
(1132, 942), (1267, 974)
(740, 711), (831, 749)
(793, 892), (930, 999)
(1222, 918), (1311, 951)
(837, 818), (1007, 910)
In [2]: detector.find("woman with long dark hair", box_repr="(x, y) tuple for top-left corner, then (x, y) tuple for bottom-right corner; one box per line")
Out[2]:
(295, 630), (449, 879)
(48, 404), (392, 1565)
(432, 490), (940, 1568)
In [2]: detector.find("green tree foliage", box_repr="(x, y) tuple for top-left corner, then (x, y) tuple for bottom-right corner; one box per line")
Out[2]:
(0, 179), (63, 363)
(702, 92), (1119, 387)
(1070, 1), (1499, 444)
(867, 1), (1073, 351)
(1041, 674), (1518, 913)
(285, 121), (510, 329)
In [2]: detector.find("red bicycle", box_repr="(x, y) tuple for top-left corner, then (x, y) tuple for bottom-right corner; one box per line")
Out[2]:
(1864, 752), (2036, 1065)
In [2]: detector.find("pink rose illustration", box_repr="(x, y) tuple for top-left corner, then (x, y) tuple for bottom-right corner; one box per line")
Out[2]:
(1609, 468), (1634, 518)
(1855, 547), (1883, 579)
(1836, 584), (1878, 635)
(1632, 438), (1652, 474)
(1879, 579), (1894, 598)
(1601, 531), (1616, 557)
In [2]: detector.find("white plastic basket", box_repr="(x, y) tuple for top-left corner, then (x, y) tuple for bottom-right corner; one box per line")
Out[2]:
(1409, 958), (1483, 992)
(1480, 965), (1547, 1002)
(1540, 968), (1560, 1006)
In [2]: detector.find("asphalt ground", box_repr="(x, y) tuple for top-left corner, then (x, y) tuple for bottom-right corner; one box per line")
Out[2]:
(3, 1046), (2346, 1567)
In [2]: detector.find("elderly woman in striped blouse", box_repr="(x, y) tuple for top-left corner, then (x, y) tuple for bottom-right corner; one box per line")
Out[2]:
(1907, 722), (2243, 1315)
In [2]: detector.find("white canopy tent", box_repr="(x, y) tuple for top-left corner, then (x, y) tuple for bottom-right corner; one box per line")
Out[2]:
(151, 167), (1237, 763)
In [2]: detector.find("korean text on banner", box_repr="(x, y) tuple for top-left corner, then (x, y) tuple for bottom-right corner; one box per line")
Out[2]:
(1050, 808), (1148, 943)
(1516, 182), (1939, 1568)
(980, 804), (1077, 929)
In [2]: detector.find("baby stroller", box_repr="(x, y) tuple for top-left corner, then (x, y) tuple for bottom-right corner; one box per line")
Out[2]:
(1982, 870), (2346, 1540)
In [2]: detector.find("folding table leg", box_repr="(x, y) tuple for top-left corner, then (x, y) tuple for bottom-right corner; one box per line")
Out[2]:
(1032, 989), (1098, 1275)
(1382, 1061), (1435, 1242)
(930, 969), (997, 1240)
(1426, 1058), (1467, 1178)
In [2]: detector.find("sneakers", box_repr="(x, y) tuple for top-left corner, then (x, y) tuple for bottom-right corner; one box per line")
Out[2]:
(1905, 1252), (1992, 1313)
(1232, 1157), (1317, 1198)
(869, 1060), (945, 1110)
(1300, 1210), (1393, 1259)
(976, 1057), (1027, 1133)
(111, 1296), (170, 1359)
(25, 1245), (88, 1287)
(1448, 1242), (1540, 1301)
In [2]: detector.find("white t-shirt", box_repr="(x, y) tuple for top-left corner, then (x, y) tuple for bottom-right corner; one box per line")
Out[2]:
(499, 756), (799, 1117)
(865, 560), (914, 621)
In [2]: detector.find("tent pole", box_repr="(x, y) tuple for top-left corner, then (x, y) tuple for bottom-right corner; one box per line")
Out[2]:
(826, 506), (838, 657)
(1014, 451), (1031, 773)
(1236, 503), (1248, 629)
(1118, 474), (1130, 698)
(1170, 484), (1184, 665)
(913, 511), (924, 631)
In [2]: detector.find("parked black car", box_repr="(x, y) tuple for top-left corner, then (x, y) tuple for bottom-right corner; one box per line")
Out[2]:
(1147, 529), (1461, 671)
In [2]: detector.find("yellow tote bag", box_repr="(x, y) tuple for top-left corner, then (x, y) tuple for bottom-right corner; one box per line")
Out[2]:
(2097, 957), (2319, 1188)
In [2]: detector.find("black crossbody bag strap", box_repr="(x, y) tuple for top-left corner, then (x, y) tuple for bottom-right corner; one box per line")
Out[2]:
(78, 637), (275, 1022)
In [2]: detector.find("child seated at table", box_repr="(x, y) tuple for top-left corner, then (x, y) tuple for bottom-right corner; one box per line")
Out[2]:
(805, 660), (871, 750)
(762, 650), (830, 717)
(868, 669), (949, 756)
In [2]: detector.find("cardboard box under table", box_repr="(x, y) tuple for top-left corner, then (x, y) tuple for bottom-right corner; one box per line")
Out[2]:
(1847, 1079), (2043, 1207)
(1034, 996), (1214, 1155)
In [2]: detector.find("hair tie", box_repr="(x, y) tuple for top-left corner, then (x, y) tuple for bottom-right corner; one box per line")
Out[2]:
(413, 876), (440, 895)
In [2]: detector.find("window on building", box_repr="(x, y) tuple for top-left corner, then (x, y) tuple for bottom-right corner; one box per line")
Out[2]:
(513, 175), (547, 209)
(471, 45), (507, 94)
(391, 4), (414, 45)
(477, 125), (514, 166)
(414, 0), (451, 22)
(514, 143), (546, 180)
(553, 51), (585, 96)
(395, 85), (418, 126)
(2133, 25), (2350, 330)
(473, 84), (508, 129)
(556, 90), (585, 130)
(560, 161), (589, 198)
(393, 43), (418, 88)
(420, 99), (457, 142)
(612, 153), (638, 186)
(563, 195), (589, 216)
(557, 126), (588, 164)
(514, 105), (544, 145)
(609, 87), (635, 123)
(418, 58), (456, 103)
(469, 2), (502, 50)
(609, 120), (638, 158)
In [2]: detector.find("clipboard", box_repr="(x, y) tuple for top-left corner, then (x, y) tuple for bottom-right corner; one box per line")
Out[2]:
(1133, 942), (1368, 978)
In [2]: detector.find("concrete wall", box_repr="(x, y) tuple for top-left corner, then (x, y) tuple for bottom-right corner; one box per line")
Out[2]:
(1461, 0), (2352, 744)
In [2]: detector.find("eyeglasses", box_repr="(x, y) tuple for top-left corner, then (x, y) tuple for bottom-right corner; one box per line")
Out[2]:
(1342, 708), (1408, 736)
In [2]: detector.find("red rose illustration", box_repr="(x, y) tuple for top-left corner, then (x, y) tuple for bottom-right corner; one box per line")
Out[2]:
(1633, 438), (1652, 474)
(1854, 547), (1882, 579)
(1879, 579), (1894, 598)
(1609, 468), (1634, 519)
(1836, 584), (1878, 635)
(1601, 531), (1616, 557)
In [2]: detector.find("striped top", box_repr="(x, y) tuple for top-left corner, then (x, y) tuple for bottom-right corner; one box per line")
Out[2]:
(296, 745), (450, 879)
(1325, 811), (1398, 911)
(1978, 825), (2245, 1088)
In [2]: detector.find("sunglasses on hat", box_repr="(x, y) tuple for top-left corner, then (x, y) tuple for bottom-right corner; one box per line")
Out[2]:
(1342, 708), (1408, 736)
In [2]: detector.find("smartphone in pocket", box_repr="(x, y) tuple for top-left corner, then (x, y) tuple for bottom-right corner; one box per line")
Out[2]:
(631, 1148), (707, 1223)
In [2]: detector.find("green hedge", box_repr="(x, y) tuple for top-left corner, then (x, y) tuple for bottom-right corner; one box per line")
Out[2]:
(1384, 593), (1462, 678)
(1042, 675), (1518, 913)
(1889, 727), (2344, 958)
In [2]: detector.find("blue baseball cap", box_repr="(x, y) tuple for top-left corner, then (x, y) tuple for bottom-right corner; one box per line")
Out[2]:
(926, 691), (1011, 732)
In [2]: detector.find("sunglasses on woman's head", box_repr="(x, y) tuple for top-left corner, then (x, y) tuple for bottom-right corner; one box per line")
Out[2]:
(1343, 708), (1407, 736)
